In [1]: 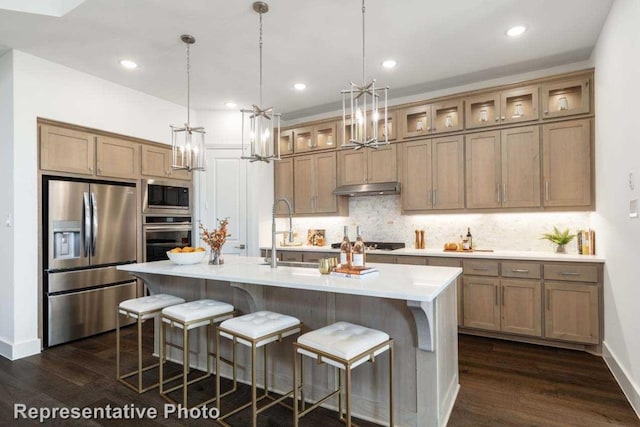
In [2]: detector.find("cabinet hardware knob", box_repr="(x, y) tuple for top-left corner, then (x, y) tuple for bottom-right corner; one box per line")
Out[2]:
(501, 116), (506, 120)
(544, 111), (549, 115)
(560, 272), (580, 276)
(512, 269), (529, 273)
(495, 117), (499, 122)
(473, 267), (490, 271)
(88, 167), (93, 171)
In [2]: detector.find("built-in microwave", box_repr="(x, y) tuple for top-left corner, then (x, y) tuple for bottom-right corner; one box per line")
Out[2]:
(142, 179), (192, 215)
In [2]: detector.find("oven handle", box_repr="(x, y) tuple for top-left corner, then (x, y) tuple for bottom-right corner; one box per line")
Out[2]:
(143, 225), (192, 232)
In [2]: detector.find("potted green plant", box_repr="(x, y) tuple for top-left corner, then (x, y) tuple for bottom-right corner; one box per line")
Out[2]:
(540, 226), (576, 253)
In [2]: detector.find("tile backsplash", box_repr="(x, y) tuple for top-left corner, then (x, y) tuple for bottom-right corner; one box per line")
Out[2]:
(273, 195), (591, 253)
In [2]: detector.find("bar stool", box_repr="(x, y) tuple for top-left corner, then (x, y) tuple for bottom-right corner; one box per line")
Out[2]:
(293, 321), (394, 427)
(116, 294), (185, 393)
(216, 310), (302, 427)
(159, 299), (235, 408)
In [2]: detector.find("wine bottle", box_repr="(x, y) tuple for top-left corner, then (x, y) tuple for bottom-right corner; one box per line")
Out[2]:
(466, 227), (473, 250)
(339, 226), (352, 268)
(352, 226), (366, 270)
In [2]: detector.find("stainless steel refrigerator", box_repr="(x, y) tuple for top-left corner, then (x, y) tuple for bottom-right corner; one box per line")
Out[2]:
(44, 177), (138, 346)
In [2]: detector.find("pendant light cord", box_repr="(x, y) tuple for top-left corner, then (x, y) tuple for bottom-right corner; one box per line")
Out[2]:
(186, 41), (191, 126)
(362, 0), (366, 85)
(259, 11), (264, 107)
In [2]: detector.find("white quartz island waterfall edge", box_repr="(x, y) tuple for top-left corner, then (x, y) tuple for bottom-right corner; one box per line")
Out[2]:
(118, 256), (462, 427)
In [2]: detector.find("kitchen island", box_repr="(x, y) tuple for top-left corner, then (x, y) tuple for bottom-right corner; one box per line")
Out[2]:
(119, 256), (462, 427)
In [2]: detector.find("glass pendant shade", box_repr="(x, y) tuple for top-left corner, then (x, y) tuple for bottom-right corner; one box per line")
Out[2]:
(171, 34), (205, 172)
(241, 106), (280, 162)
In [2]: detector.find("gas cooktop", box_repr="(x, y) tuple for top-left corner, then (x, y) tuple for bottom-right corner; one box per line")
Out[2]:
(330, 242), (405, 251)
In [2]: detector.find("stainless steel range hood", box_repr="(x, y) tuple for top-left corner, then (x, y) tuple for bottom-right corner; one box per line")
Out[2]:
(333, 182), (401, 196)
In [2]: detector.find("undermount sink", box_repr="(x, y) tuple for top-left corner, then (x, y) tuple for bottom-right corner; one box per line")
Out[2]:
(260, 260), (318, 269)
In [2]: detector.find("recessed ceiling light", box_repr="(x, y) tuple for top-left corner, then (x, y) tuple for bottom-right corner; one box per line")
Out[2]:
(294, 83), (307, 91)
(382, 59), (397, 69)
(119, 59), (138, 69)
(506, 25), (527, 37)
(224, 101), (237, 109)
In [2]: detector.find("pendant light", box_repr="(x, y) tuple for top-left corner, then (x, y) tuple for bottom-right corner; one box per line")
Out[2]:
(241, 1), (281, 163)
(171, 34), (206, 172)
(341, 0), (389, 150)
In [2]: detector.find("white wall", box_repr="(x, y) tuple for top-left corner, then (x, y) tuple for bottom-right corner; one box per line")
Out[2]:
(0, 51), (15, 357)
(591, 0), (640, 415)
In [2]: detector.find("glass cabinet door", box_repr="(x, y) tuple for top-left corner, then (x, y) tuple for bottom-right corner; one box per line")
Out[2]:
(500, 86), (539, 125)
(432, 100), (464, 134)
(465, 92), (501, 129)
(541, 78), (590, 119)
(401, 105), (432, 139)
(279, 129), (293, 156)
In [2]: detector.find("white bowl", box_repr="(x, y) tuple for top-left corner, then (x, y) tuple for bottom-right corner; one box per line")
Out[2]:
(166, 250), (206, 265)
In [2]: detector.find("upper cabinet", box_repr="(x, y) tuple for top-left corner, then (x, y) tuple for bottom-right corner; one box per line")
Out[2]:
(279, 129), (294, 156)
(400, 100), (463, 139)
(339, 111), (398, 146)
(337, 144), (397, 186)
(465, 126), (540, 209)
(541, 78), (590, 119)
(293, 121), (337, 153)
(465, 86), (539, 129)
(293, 152), (347, 215)
(274, 157), (294, 215)
(141, 144), (192, 181)
(96, 136), (139, 179)
(40, 125), (95, 176)
(542, 119), (592, 207)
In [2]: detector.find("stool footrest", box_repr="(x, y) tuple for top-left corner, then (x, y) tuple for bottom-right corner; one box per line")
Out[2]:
(297, 388), (341, 418)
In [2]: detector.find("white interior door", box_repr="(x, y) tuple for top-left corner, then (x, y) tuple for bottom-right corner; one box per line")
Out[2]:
(200, 148), (247, 256)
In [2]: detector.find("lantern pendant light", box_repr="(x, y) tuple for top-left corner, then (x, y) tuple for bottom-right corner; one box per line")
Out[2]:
(171, 34), (206, 171)
(241, 1), (281, 163)
(341, 0), (389, 150)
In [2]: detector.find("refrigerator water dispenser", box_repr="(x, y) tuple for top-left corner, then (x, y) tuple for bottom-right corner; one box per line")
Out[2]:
(53, 221), (80, 260)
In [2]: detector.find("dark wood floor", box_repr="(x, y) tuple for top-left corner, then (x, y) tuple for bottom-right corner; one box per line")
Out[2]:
(0, 325), (638, 426)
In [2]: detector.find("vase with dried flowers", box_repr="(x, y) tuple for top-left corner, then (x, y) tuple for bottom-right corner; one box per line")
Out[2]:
(199, 218), (230, 265)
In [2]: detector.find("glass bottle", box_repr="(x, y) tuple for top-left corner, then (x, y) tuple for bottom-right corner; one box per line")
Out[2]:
(352, 226), (366, 270)
(466, 227), (473, 250)
(339, 226), (352, 268)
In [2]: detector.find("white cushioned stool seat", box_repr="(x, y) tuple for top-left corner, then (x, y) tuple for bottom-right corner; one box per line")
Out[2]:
(219, 310), (301, 347)
(161, 299), (234, 329)
(119, 294), (185, 320)
(297, 321), (390, 369)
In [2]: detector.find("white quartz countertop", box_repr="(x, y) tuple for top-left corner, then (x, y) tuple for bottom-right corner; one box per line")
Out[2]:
(118, 256), (462, 302)
(261, 245), (605, 263)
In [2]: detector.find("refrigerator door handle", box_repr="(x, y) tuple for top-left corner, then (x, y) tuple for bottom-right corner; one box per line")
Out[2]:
(83, 192), (91, 257)
(91, 192), (98, 256)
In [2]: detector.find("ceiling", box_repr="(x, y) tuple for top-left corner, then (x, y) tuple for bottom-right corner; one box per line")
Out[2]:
(0, 0), (613, 120)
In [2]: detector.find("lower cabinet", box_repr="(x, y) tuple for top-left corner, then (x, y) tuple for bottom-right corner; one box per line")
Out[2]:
(501, 279), (542, 337)
(544, 281), (599, 344)
(463, 276), (501, 331)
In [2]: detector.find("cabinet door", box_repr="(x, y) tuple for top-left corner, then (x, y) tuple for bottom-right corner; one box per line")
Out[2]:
(432, 135), (465, 209)
(500, 86), (539, 125)
(293, 155), (314, 214)
(544, 282), (599, 344)
(465, 92), (501, 129)
(501, 279), (542, 337)
(169, 164), (193, 181)
(40, 125), (95, 175)
(293, 126), (314, 153)
(96, 136), (139, 179)
(141, 145), (171, 178)
(431, 100), (463, 134)
(541, 78), (590, 119)
(279, 129), (294, 156)
(401, 105), (432, 139)
(465, 131), (501, 209)
(368, 144), (397, 183)
(401, 139), (432, 211)
(314, 122), (337, 150)
(463, 276), (500, 331)
(337, 149), (366, 186)
(542, 119), (591, 207)
(314, 152), (338, 213)
(274, 158), (294, 214)
(371, 110), (397, 141)
(501, 126), (540, 208)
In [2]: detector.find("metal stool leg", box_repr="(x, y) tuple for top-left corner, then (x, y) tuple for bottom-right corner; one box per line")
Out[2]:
(116, 309), (121, 380)
(293, 345), (299, 427)
(137, 317), (143, 392)
(182, 326), (189, 408)
(389, 343), (394, 427)
(251, 343), (258, 427)
(345, 366), (352, 427)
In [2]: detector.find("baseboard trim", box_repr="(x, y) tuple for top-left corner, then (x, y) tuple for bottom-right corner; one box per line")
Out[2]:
(0, 337), (41, 360)
(602, 341), (640, 419)
(440, 384), (460, 427)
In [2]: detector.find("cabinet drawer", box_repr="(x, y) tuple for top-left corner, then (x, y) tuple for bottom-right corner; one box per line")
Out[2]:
(396, 256), (426, 265)
(302, 252), (330, 263)
(544, 263), (598, 283)
(367, 254), (395, 264)
(428, 257), (462, 267)
(463, 260), (499, 276)
(501, 262), (541, 279)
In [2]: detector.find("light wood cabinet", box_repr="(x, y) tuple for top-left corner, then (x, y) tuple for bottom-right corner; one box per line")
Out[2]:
(463, 276), (501, 331)
(40, 125), (95, 175)
(501, 279), (542, 337)
(465, 126), (540, 209)
(279, 129), (294, 156)
(96, 136), (139, 179)
(400, 100), (463, 139)
(542, 119), (591, 207)
(465, 86), (538, 129)
(293, 122), (337, 153)
(293, 152), (344, 215)
(401, 136), (464, 212)
(340, 111), (398, 144)
(141, 144), (191, 180)
(274, 157), (294, 215)
(337, 144), (397, 185)
(544, 282), (599, 344)
(541, 78), (590, 119)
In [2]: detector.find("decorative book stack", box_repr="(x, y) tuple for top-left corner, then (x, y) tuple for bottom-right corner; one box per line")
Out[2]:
(577, 229), (596, 255)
